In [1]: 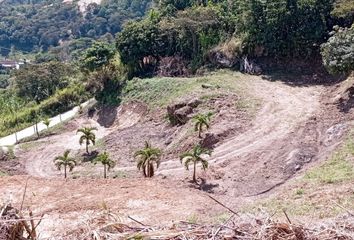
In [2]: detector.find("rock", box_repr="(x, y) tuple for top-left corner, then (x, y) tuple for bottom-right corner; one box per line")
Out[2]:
(174, 106), (193, 124)
(166, 99), (200, 125)
(285, 148), (316, 174)
(201, 84), (214, 89)
(324, 123), (347, 146)
(187, 98), (202, 108)
(208, 50), (238, 68)
(165, 138), (173, 145)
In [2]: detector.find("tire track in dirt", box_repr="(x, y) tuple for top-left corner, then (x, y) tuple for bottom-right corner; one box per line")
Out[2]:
(21, 118), (111, 178)
(158, 77), (326, 196)
(19, 76), (328, 196)
(20, 103), (146, 178)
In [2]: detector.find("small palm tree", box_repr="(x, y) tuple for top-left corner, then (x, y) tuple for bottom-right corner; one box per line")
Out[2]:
(77, 127), (97, 154)
(180, 145), (212, 183)
(134, 141), (162, 177)
(193, 112), (213, 138)
(54, 150), (76, 179)
(93, 151), (116, 178)
(43, 118), (51, 129)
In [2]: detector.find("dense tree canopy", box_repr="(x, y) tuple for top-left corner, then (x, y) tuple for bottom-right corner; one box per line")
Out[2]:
(80, 41), (115, 72)
(0, 0), (152, 55)
(14, 62), (73, 103)
(116, 0), (354, 76)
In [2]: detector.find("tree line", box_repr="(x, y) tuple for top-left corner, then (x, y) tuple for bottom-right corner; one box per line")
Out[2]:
(115, 0), (354, 76)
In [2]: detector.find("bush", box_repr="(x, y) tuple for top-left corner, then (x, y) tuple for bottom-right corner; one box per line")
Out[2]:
(0, 75), (10, 89)
(321, 25), (354, 74)
(0, 84), (90, 137)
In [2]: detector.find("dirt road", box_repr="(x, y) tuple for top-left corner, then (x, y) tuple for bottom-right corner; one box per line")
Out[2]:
(157, 77), (329, 196)
(1, 73), (348, 238)
(21, 118), (111, 178)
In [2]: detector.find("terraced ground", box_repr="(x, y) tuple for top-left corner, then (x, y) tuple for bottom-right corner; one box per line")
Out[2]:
(0, 71), (353, 238)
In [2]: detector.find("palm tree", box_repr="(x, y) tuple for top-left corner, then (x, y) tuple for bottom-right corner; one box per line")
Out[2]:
(134, 141), (162, 177)
(93, 151), (116, 178)
(193, 112), (213, 138)
(43, 118), (51, 129)
(77, 127), (97, 154)
(180, 145), (212, 183)
(54, 150), (76, 179)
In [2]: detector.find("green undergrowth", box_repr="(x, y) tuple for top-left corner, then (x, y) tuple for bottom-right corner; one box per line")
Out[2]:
(18, 121), (68, 145)
(243, 134), (354, 219)
(0, 84), (90, 138)
(121, 70), (251, 109)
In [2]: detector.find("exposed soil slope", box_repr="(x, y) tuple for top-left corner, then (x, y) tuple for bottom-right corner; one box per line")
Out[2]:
(0, 72), (353, 238)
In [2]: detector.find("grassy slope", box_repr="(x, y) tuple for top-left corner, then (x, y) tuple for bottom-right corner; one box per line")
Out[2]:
(244, 134), (354, 219)
(121, 70), (257, 109)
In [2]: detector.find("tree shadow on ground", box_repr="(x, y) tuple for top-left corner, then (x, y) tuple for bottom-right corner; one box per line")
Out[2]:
(187, 178), (219, 193)
(261, 69), (346, 87)
(82, 150), (99, 162)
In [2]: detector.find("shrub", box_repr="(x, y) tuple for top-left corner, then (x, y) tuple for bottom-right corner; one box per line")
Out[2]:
(321, 25), (354, 74)
(0, 84), (89, 137)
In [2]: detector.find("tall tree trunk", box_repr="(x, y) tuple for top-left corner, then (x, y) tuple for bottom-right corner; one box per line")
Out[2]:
(149, 163), (154, 177)
(193, 161), (197, 183)
(147, 163), (151, 177)
(64, 165), (67, 179)
(86, 141), (89, 154)
(198, 128), (202, 138)
(143, 165), (147, 177)
(104, 164), (107, 179)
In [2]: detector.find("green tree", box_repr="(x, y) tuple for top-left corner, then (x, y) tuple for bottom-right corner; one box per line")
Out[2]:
(77, 127), (97, 154)
(14, 61), (71, 103)
(80, 41), (115, 72)
(193, 112), (212, 138)
(43, 118), (51, 129)
(134, 141), (162, 177)
(54, 150), (76, 179)
(93, 151), (116, 178)
(116, 19), (160, 73)
(180, 145), (212, 183)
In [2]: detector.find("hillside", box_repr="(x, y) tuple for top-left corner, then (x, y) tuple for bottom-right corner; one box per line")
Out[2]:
(63, 0), (103, 12)
(0, 0), (151, 57)
(0, 0), (354, 239)
(1, 71), (353, 238)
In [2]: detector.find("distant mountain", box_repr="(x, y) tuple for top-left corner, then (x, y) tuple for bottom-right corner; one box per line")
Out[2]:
(0, 0), (152, 56)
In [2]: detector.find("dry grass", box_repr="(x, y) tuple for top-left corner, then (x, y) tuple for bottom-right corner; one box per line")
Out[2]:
(61, 211), (354, 239)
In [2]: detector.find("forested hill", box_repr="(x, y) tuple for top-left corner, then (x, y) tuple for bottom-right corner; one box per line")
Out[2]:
(0, 0), (152, 56)
(116, 0), (354, 76)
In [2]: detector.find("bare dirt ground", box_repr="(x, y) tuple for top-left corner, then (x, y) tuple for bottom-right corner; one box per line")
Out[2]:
(63, 0), (102, 12)
(1, 72), (353, 238)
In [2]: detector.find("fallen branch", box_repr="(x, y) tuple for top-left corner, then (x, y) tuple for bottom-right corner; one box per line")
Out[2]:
(128, 215), (147, 227)
(331, 200), (354, 217)
(207, 195), (239, 217)
(20, 178), (29, 211)
(282, 209), (292, 224)
(0, 217), (44, 223)
(213, 214), (235, 239)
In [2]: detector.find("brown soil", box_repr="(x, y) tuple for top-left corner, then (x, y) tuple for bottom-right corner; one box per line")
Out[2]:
(0, 73), (353, 237)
